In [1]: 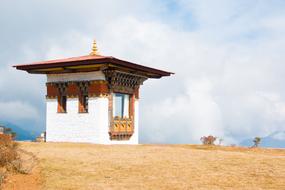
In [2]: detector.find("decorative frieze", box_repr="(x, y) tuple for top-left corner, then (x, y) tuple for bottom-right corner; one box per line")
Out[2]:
(66, 83), (79, 97)
(88, 80), (109, 97)
(46, 80), (109, 99)
(46, 83), (58, 99)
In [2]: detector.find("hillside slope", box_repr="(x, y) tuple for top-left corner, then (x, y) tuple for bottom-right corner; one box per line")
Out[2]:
(3, 143), (285, 190)
(0, 121), (36, 140)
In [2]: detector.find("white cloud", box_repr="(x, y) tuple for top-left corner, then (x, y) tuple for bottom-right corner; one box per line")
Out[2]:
(272, 131), (285, 140)
(141, 78), (225, 144)
(0, 101), (39, 121)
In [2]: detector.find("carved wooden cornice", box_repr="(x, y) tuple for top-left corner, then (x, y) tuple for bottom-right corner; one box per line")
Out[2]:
(103, 70), (147, 94)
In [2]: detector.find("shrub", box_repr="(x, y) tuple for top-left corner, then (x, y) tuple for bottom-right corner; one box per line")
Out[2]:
(200, 135), (217, 145)
(0, 134), (18, 168)
(0, 134), (21, 187)
(0, 134), (37, 187)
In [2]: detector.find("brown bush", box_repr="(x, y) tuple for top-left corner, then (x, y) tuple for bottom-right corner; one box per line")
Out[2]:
(200, 135), (217, 145)
(0, 134), (18, 168)
(0, 134), (22, 187)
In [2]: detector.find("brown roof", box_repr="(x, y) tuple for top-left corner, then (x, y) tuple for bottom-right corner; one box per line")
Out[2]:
(14, 54), (173, 78)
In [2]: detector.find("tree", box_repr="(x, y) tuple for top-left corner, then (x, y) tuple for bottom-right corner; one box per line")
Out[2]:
(253, 137), (261, 147)
(200, 135), (217, 145)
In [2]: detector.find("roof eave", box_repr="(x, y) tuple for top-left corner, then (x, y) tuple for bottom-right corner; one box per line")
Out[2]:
(13, 57), (174, 78)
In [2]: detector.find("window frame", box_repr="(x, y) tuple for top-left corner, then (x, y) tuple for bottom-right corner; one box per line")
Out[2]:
(113, 93), (130, 119)
(57, 95), (67, 113)
(79, 94), (89, 113)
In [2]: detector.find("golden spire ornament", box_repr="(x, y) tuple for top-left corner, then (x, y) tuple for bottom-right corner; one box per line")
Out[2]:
(90, 40), (99, 55)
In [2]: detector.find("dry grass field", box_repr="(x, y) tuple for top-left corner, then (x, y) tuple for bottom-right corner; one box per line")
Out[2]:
(2, 142), (285, 190)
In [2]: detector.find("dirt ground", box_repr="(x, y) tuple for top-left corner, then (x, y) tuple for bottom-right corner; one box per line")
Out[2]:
(2, 167), (41, 190)
(2, 142), (285, 190)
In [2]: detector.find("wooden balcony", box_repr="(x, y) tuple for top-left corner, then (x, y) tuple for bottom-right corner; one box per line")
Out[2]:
(109, 117), (134, 140)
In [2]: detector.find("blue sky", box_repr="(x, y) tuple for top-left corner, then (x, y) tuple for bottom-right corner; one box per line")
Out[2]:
(0, 0), (285, 144)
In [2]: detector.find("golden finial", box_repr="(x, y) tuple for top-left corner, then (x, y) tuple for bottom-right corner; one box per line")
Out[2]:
(90, 40), (99, 55)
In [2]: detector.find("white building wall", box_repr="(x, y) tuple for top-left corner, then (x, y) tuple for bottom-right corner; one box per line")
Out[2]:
(46, 97), (109, 143)
(46, 97), (139, 144)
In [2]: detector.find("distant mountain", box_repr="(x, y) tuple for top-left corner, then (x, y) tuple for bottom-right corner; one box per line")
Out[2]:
(240, 131), (285, 148)
(0, 121), (36, 140)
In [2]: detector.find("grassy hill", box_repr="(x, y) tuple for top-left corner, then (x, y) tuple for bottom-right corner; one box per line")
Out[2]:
(3, 142), (285, 190)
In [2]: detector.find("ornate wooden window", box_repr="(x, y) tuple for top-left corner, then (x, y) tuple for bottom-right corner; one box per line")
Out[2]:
(109, 93), (134, 141)
(58, 95), (67, 113)
(79, 95), (88, 113)
(102, 69), (147, 140)
(77, 81), (89, 113)
(56, 83), (68, 113)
